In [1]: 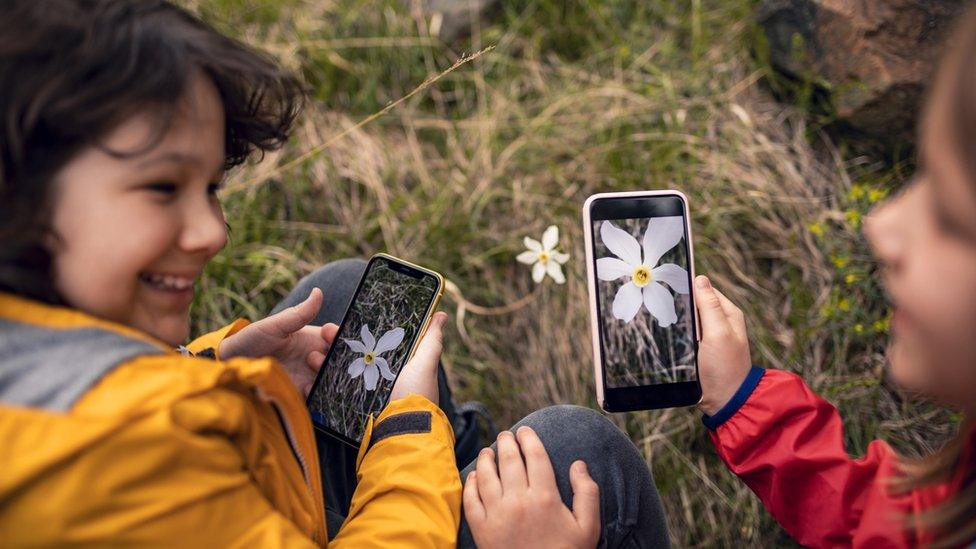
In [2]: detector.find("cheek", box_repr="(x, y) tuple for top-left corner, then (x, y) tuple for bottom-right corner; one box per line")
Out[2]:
(53, 205), (179, 323)
(888, 243), (976, 402)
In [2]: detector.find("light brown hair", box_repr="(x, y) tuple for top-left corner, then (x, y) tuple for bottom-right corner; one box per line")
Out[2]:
(892, 4), (976, 547)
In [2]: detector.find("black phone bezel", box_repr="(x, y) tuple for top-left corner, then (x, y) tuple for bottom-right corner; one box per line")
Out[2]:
(305, 254), (442, 447)
(588, 193), (702, 412)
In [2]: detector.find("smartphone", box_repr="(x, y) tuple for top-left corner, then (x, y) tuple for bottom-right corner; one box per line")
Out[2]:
(306, 253), (444, 447)
(582, 190), (702, 412)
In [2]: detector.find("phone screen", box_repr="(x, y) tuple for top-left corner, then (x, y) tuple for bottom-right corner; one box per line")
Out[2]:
(307, 256), (441, 444)
(590, 195), (698, 388)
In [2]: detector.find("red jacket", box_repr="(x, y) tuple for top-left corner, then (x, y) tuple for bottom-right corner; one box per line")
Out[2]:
(705, 367), (975, 548)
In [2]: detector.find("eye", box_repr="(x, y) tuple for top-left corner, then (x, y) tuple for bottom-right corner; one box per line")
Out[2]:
(145, 181), (178, 195)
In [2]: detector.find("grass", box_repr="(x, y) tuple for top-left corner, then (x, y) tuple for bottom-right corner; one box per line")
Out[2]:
(185, 0), (955, 545)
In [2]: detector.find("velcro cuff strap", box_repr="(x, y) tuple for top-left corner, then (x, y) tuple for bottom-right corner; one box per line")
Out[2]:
(366, 410), (432, 452)
(195, 348), (217, 359)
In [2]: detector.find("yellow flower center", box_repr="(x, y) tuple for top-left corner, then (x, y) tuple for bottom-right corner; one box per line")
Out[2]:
(364, 352), (375, 365)
(632, 265), (652, 287)
(538, 251), (550, 264)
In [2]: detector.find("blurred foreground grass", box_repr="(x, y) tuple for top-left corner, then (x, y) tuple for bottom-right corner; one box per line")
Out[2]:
(186, 0), (954, 544)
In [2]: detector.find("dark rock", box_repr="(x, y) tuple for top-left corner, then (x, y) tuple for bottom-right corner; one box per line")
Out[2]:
(414, 0), (502, 43)
(757, 0), (967, 145)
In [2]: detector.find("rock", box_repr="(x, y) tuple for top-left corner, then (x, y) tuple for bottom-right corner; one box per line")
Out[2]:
(413, 0), (502, 43)
(757, 0), (967, 145)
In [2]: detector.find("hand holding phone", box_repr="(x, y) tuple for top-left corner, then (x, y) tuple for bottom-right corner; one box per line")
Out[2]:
(390, 311), (448, 404)
(691, 275), (753, 416)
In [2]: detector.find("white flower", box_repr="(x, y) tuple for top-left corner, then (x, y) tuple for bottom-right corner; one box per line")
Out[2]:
(517, 225), (570, 284)
(343, 324), (405, 390)
(595, 218), (690, 326)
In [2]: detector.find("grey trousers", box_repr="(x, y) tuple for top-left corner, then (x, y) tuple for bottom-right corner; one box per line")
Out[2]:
(273, 259), (670, 547)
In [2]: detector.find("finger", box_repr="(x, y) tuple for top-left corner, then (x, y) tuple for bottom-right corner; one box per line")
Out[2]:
(495, 431), (528, 493)
(462, 471), (486, 524)
(569, 460), (601, 540)
(406, 312), (447, 373)
(475, 448), (502, 504)
(321, 323), (339, 345)
(306, 350), (326, 372)
(694, 276), (732, 340)
(710, 286), (747, 340)
(515, 426), (556, 489)
(273, 288), (324, 336)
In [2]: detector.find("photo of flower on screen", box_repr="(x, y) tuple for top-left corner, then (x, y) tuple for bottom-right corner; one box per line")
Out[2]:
(593, 217), (696, 387)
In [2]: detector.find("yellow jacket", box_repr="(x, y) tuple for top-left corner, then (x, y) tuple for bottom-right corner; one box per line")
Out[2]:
(0, 293), (461, 547)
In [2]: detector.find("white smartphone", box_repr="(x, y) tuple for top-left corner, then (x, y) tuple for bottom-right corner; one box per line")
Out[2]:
(582, 190), (702, 411)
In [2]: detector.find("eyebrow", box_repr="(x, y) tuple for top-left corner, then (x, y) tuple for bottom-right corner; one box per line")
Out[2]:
(135, 151), (224, 180)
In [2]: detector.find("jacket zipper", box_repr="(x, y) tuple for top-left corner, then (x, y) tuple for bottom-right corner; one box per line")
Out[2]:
(257, 388), (323, 543)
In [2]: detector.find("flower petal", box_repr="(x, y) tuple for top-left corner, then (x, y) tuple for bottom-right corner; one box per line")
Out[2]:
(542, 225), (559, 251)
(373, 327), (405, 355)
(643, 282), (678, 327)
(596, 257), (632, 281)
(347, 357), (366, 377)
(611, 282), (643, 322)
(546, 261), (566, 284)
(516, 250), (538, 264)
(360, 324), (376, 352)
(375, 356), (396, 381)
(523, 236), (542, 252)
(551, 251), (570, 264)
(342, 338), (368, 354)
(532, 262), (546, 283)
(652, 263), (690, 294)
(600, 221), (641, 267)
(363, 364), (379, 390)
(642, 217), (684, 268)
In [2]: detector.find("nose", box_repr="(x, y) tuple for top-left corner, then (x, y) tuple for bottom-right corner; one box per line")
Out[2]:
(864, 183), (913, 271)
(178, 192), (228, 257)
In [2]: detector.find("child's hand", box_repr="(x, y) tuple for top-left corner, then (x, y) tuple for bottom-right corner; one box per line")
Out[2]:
(390, 312), (447, 404)
(220, 288), (338, 396)
(694, 275), (753, 416)
(463, 427), (600, 549)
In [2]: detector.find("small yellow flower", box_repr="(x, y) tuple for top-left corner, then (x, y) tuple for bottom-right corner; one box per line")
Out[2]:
(868, 188), (887, 203)
(873, 317), (891, 333)
(831, 255), (850, 269)
(844, 273), (859, 285)
(854, 323), (864, 334)
(848, 184), (866, 201)
(845, 209), (862, 228)
(837, 298), (851, 312)
(808, 222), (824, 237)
(819, 304), (834, 318)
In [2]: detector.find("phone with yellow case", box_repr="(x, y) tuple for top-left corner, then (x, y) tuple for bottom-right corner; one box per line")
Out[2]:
(306, 253), (444, 447)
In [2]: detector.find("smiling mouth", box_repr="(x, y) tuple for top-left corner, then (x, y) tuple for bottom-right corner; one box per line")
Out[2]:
(138, 272), (196, 292)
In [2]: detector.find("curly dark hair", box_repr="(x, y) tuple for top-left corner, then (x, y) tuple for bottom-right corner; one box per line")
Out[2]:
(0, 0), (305, 303)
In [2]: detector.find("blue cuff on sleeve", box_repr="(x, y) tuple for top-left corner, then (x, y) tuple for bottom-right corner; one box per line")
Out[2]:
(701, 366), (765, 431)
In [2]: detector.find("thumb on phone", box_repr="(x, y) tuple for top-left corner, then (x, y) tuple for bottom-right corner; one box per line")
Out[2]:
(390, 312), (447, 403)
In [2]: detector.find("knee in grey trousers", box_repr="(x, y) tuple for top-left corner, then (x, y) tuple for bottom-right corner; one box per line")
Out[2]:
(458, 404), (670, 548)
